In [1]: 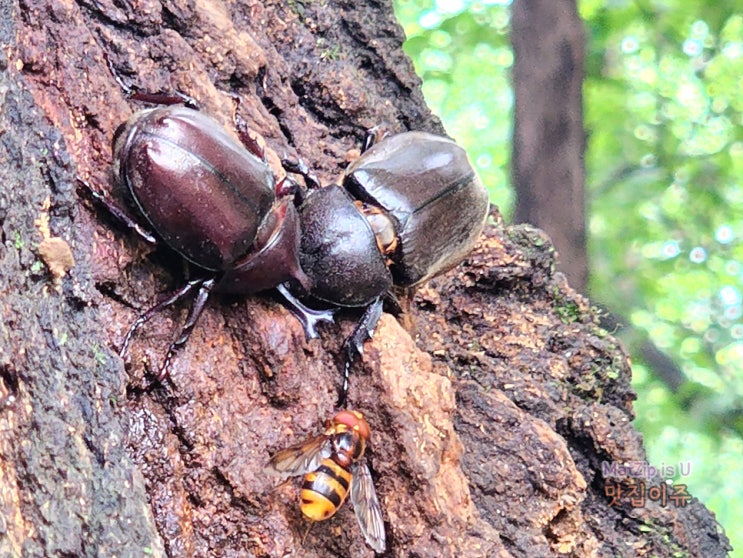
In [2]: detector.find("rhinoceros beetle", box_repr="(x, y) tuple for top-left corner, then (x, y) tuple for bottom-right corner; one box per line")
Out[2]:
(83, 102), (335, 380)
(298, 130), (490, 302)
(285, 129), (490, 400)
(86, 97), (489, 404)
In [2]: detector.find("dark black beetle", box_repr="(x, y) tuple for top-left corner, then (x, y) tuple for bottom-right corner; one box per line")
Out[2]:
(300, 131), (489, 303)
(287, 130), (490, 399)
(344, 131), (490, 287)
(86, 103), (326, 379)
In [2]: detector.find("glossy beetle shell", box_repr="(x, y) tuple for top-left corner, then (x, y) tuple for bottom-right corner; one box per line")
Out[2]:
(114, 106), (275, 272)
(217, 197), (309, 294)
(113, 105), (308, 293)
(344, 131), (489, 286)
(298, 185), (392, 306)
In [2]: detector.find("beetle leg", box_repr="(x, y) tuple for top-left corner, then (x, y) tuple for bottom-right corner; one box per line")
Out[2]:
(382, 290), (403, 315)
(281, 158), (322, 190)
(128, 91), (200, 109)
(226, 92), (263, 158)
(77, 178), (157, 245)
(157, 277), (217, 381)
(103, 52), (137, 97)
(275, 283), (337, 339)
(275, 175), (301, 200)
(119, 278), (206, 360)
(103, 57), (200, 108)
(339, 297), (384, 407)
(231, 108), (266, 161)
(362, 125), (390, 153)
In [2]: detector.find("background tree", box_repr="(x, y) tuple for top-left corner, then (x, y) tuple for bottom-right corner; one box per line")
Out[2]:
(511, 0), (587, 292)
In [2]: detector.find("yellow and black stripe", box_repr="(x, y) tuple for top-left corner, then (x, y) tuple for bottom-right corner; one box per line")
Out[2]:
(300, 459), (352, 520)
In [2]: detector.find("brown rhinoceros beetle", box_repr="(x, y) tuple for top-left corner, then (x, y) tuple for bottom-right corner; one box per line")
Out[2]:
(84, 103), (331, 379)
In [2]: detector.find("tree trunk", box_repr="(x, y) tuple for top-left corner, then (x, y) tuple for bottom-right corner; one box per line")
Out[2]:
(0, 1), (730, 557)
(511, 0), (588, 293)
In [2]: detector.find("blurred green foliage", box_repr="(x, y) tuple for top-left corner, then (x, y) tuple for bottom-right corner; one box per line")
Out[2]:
(396, 0), (515, 216)
(394, 0), (741, 552)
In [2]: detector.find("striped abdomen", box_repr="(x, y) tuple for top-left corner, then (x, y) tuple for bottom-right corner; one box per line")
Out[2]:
(300, 459), (352, 521)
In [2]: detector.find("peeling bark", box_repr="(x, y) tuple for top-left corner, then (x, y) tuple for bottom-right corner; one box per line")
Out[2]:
(0, 1), (731, 557)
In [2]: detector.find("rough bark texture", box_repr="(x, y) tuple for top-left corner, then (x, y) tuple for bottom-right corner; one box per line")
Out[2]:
(511, 0), (587, 293)
(0, 1), (731, 557)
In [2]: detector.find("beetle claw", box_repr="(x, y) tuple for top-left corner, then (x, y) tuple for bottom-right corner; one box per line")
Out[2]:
(77, 178), (158, 246)
(336, 298), (384, 406)
(362, 125), (389, 153)
(275, 284), (337, 339)
(281, 157), (321, 190)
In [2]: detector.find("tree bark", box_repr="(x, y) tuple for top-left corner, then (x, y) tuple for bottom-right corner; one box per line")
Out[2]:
(511, 0), (588, 293)
(0, 1), (730, 557)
